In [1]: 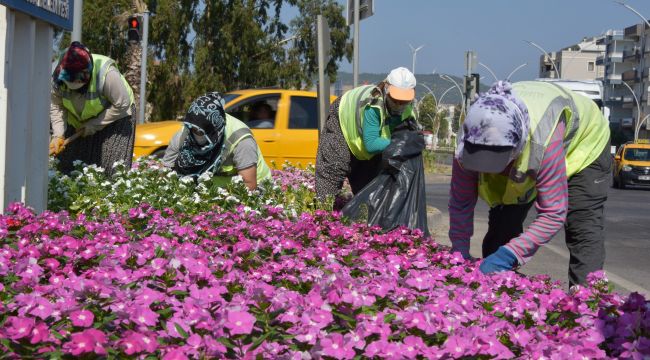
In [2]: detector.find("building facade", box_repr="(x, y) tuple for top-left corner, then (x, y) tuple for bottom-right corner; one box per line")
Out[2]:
(539, 37), (606, 80)
(599, 25), (650, 141)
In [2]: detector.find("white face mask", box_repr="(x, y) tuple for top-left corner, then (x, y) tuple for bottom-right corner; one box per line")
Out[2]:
(64, 80), (85, 90)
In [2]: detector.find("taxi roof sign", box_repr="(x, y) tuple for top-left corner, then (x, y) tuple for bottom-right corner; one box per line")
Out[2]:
(635, 139), (650, 144)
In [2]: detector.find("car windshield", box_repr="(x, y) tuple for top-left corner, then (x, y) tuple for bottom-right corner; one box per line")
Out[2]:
(624, 148), (650, 161)
(223, 93), (241, 104)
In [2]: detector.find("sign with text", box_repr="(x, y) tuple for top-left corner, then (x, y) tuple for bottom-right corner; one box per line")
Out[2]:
(0, 0), (73, 30)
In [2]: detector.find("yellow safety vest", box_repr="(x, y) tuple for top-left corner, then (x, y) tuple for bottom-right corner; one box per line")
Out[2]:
(478, 81), (610, 207)
(58, 54), (134, 129)
(212, 115), (272, 187)
(338, 85), (414, 160)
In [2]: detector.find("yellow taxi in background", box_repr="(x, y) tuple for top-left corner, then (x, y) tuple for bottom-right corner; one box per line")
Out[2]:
(612, 139), (650, 189)
(134, 89), (337, 168)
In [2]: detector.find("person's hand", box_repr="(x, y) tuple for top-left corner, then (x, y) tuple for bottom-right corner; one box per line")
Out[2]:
(81, 123), (104, 137)
(49, 136), (65, 156)
(479, 246), (518, 274)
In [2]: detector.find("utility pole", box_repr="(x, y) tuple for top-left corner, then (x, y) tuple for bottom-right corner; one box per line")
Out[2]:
(464, 51), (477, 114)
(138, 11), (149, 124)
(316, 15), (331, 136)
(353, 0), (360, 87)
(71, 0), (83, 42)
(347, 0), (373, 88)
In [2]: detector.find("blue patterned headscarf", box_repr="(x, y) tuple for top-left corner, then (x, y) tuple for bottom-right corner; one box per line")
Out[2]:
(174, 92), (227, 176)
(456, 80), (530, 162)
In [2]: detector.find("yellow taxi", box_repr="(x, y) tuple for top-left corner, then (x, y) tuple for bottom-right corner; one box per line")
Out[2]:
(133, 89), (336, 168)
(612, 139), (650, 189)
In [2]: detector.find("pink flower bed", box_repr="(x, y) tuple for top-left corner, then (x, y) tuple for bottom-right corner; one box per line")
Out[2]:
(0, 203), (648, 359)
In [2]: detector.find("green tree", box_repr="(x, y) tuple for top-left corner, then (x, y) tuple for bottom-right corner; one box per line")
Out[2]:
(416, 94), (437, 132)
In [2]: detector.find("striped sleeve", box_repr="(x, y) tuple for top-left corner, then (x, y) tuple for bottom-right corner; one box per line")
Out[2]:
(505, 122), (569, 264)
(448, 158), (479, 257)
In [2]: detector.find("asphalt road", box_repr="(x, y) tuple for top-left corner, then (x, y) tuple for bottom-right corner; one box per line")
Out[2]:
(426, 174), (650, 296)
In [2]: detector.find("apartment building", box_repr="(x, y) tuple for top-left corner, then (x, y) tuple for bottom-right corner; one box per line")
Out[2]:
(539, 37), (606, 80)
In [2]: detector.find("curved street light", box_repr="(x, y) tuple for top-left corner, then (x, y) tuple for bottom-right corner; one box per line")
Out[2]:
(479, 62), (499, 83)
(620, 81), (642, 140)
(615, 1), (650, 28)
(506, 63), (528, 81)
(525, 40), (560, 78)
(637, 114), (650, 140)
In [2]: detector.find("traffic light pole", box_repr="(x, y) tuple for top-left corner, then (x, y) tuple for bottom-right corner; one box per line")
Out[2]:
(138, 11), (149, 124)
(71, 0), (83, 42)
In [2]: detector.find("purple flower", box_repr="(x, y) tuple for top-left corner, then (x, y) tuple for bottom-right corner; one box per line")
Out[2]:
(5, 316), (35, 340)
(70, 309), (94, 327)
(225, 310), (256, 335)
(321, 333), (355, 359)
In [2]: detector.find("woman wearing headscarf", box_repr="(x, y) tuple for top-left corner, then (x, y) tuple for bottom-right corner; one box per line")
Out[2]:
(315, 67), (417, 202)
(162, 92), (271, 190)
(49, 42), (135, 176)
(449, 80), (611, 287)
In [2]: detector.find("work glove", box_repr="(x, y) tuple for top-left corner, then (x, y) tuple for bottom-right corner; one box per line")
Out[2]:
(479, 246), (518, 274)
(49, 136), (65, 156)
(81, 123), (104, 137)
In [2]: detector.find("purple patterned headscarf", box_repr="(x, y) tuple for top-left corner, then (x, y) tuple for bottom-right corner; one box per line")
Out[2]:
(455, 81), (530, 162)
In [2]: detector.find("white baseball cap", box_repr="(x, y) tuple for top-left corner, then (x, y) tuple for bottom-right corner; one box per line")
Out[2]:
(386, 67), (416, 101)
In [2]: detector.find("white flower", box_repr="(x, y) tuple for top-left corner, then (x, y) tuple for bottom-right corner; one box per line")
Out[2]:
(231, 175), (243, 184)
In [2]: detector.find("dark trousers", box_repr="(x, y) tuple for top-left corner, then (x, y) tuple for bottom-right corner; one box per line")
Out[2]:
(483, 142), (612, 286)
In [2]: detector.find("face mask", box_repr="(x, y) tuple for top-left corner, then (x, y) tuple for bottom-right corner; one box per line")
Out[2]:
(64, 80), (85, 90)
(386, 97), (408, 116)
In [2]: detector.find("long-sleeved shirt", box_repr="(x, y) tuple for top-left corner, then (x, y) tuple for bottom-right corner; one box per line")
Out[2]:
(448, 122), (569, 265)
(362, 107), (403, 154)
(50, 66), (133, 137)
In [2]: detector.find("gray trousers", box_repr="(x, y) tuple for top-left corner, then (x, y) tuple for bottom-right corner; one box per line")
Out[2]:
(483, 142), (612, 286)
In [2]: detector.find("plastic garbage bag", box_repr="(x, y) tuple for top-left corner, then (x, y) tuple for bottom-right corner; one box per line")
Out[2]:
(342, 119), (429, 236)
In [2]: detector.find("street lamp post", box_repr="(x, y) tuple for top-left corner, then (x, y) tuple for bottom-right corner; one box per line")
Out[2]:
(620, 80), (642, 140)
(506, 63), (528, 81)
(525, 40), (560, 79)
(478, 62), (499, 83)
(409, 43), (425, 74)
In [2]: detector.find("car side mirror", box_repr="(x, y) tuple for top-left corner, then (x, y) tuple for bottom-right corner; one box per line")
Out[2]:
(614, 155), (621, 161)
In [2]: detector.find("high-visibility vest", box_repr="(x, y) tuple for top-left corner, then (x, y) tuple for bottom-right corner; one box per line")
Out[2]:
(338, 85), (414, 160)
(59, 54), (134, 129)
(211, 115), (272, 186)
(478, 81), (610, 207)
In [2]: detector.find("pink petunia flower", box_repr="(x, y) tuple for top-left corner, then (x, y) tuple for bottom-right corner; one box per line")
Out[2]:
(70, 309), (94, 327)
(225, 310), (256, 335)
(30, 297), (54, 320)
(29, 322), (50, 344)
(320, 333), (355, 359)
(5, 316), (35, 340)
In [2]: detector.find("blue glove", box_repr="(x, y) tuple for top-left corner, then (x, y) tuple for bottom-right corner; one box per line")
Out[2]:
(479, 246), (518, 274)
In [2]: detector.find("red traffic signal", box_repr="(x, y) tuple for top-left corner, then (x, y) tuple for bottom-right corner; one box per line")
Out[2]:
(127, 16), (142, 43)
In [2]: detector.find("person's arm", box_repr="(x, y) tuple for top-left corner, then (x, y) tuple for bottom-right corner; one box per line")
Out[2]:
(50, 87), (66, 138)
(448, 158), (479, 259)
(362, 107), (390, 153)
(238, 166), (257, 191)
(232, 137), (259, 190)
(161, 129), (185, 168)
(82, 67), (133, 133)
(503, 123), (569, 265)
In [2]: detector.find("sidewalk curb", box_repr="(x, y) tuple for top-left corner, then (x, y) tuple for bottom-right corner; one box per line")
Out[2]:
(427, 206), (442, 235)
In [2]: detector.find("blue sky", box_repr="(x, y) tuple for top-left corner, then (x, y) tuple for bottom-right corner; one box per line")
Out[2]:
(288, 0), (650, 80)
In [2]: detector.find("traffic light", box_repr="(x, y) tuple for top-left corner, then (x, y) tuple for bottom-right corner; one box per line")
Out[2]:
(127, 16), (142, 43)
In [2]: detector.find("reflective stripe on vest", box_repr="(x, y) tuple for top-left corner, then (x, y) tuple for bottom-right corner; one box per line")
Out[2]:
(60, 54), (134, 129)
(214, 115), (272, 185)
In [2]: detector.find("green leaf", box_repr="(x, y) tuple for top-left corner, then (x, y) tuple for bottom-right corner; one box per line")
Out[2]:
(174, 323), (189, 339)
(217, 337), (237, 349)
(383, 313), (396, 323)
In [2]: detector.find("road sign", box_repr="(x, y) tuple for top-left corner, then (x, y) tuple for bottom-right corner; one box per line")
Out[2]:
(346, 0), (373, 26)
(0, 0), (73, 30)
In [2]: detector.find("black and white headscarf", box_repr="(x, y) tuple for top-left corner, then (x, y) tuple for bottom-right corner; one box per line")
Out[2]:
(174, 92), (227, 176)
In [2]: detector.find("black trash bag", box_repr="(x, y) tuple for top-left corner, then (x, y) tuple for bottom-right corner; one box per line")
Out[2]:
(342, 119), (429, 236)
